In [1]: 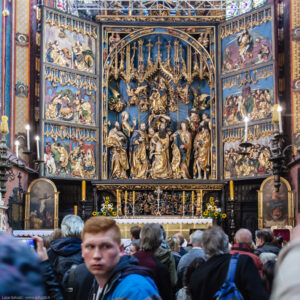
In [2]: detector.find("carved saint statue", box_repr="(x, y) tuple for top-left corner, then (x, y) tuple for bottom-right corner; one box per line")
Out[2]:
(150, 123), (172, 179)
(121, 111), (136, 138)
(149, 75), (168, 114)
(171, 120), (192, 179)
(193, 122), (211, 179)
(106, 121), (129, 179)
(129, 123), (149, 179)
(187, 108), (201, 137)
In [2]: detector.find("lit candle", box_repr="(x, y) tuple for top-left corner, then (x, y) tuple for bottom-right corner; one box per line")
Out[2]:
(35, 136), (40, 160)
(74, 205), (78, 216)
(15, 140), (20, 158)
(25, 124), (30, 151)
(277, 105), (283, 133)
(229, 180), (234, 200)
(82, 180), (86, 200)
(244, 116), (249, 142)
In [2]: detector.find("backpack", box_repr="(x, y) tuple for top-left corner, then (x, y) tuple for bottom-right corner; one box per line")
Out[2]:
(214, 253), (244, 300)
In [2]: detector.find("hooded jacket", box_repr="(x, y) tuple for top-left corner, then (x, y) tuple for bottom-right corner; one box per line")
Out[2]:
(47, 237), (83, 283)
(70, 255), (161, 300)
(155, 247), (178, 287)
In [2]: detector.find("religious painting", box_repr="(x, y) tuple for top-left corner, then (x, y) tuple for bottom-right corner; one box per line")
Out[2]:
(220, 5), (274, 74)
(43, 8), (98, 74)
(222, 65), (275, 126)
(25, 179), (59, 230)
(223, 128), (273, 178)
(43, 123), (97, 179)
(101, 26), (217, 181)
(43, 67), (97, 126)
(258, 176), (294, 229)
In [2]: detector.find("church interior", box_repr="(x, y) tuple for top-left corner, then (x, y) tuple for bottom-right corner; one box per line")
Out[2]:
(0, 0), (299, 239)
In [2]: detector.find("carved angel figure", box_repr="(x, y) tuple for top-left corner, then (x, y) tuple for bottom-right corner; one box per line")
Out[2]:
(191, 88), (210, 111)
(127, 85), (147, 106)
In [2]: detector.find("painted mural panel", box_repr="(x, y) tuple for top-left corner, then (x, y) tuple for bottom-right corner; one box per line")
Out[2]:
(101, 26), (217, 180)
(220, 6), (273, 74)
(43, 66), (96, 126)
(222, 65), (274, 126)
(223, 124), (273, 179)
(43, 8), (98, 74)
(43, 123), (97, 179)
(41, 7), (99, 180)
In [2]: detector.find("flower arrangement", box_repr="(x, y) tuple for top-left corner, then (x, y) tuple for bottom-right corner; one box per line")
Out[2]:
(92, 196), (117, 217)
(203, 197), (227, 220)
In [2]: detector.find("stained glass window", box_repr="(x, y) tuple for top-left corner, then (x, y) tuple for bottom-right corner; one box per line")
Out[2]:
(226, 0), (266, 20)
(253, 0), (266, 8)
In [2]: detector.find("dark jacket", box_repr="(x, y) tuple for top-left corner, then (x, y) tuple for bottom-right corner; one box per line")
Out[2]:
(68, 255), (161, 300)
(254, 243), (280, 256)
(155, 247), (178, 287)
(134, 251), (175, 300)
(47, 237), (83, 284)
(40, 260), (64, 300)
(190, 254), (268, 300)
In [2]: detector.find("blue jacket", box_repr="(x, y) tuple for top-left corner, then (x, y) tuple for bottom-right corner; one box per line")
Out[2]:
(70, 255), (161, 300)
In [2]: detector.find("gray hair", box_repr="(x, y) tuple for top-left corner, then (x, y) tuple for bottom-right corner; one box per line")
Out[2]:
(140, 223), (162, 252)
(235, 228), (253, 245)
(190, 230), (203, 246)
(202, 226), (229, 259)
(259, 252), (277, 264)
(61, 215), (84, 238)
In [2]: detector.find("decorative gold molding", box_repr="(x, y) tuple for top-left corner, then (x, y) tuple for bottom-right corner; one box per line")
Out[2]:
(95, 183), (224, 191)
(220, 6), (272, 39)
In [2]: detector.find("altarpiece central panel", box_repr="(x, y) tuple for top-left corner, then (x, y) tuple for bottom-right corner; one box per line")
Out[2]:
(101, 26), (217, 181)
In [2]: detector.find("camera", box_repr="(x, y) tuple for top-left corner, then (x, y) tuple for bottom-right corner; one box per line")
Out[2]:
(20, 238), (37, 250)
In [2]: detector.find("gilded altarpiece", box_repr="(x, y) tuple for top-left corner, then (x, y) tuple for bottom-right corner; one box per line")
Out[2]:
(101, 26), (217, 182)
(40, 8), (99, 179)
(220, 5), (276, 179)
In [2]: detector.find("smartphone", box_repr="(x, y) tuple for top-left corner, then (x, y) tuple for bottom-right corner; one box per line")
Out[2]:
(20, 238), (37, 250)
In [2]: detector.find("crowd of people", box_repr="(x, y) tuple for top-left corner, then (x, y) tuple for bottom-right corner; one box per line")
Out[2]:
(0, 214), (300, 299)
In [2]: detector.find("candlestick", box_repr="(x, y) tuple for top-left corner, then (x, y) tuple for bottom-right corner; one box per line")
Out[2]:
(125, 191), (128, 216)
(277, 105), (283, 133)
(116, 189), (121, 216)
(244, 116), (249, 142)
(182, 191), (185, 216)
(15, 140), (20, 158)
(74, 205), (78, 216)
(82, 180), (86, 200)
(35, 136), (40, 160)
(229, 180), (234, 200)
(133, 191), (135, 216)
(25, 124), (30, 151)
(192, 191), (194, 217)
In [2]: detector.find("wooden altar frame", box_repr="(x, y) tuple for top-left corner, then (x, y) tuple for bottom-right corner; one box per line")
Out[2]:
(25, 178), (59, 230)
(258, 176), (294, 229)
(95, 182), (224, 217)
